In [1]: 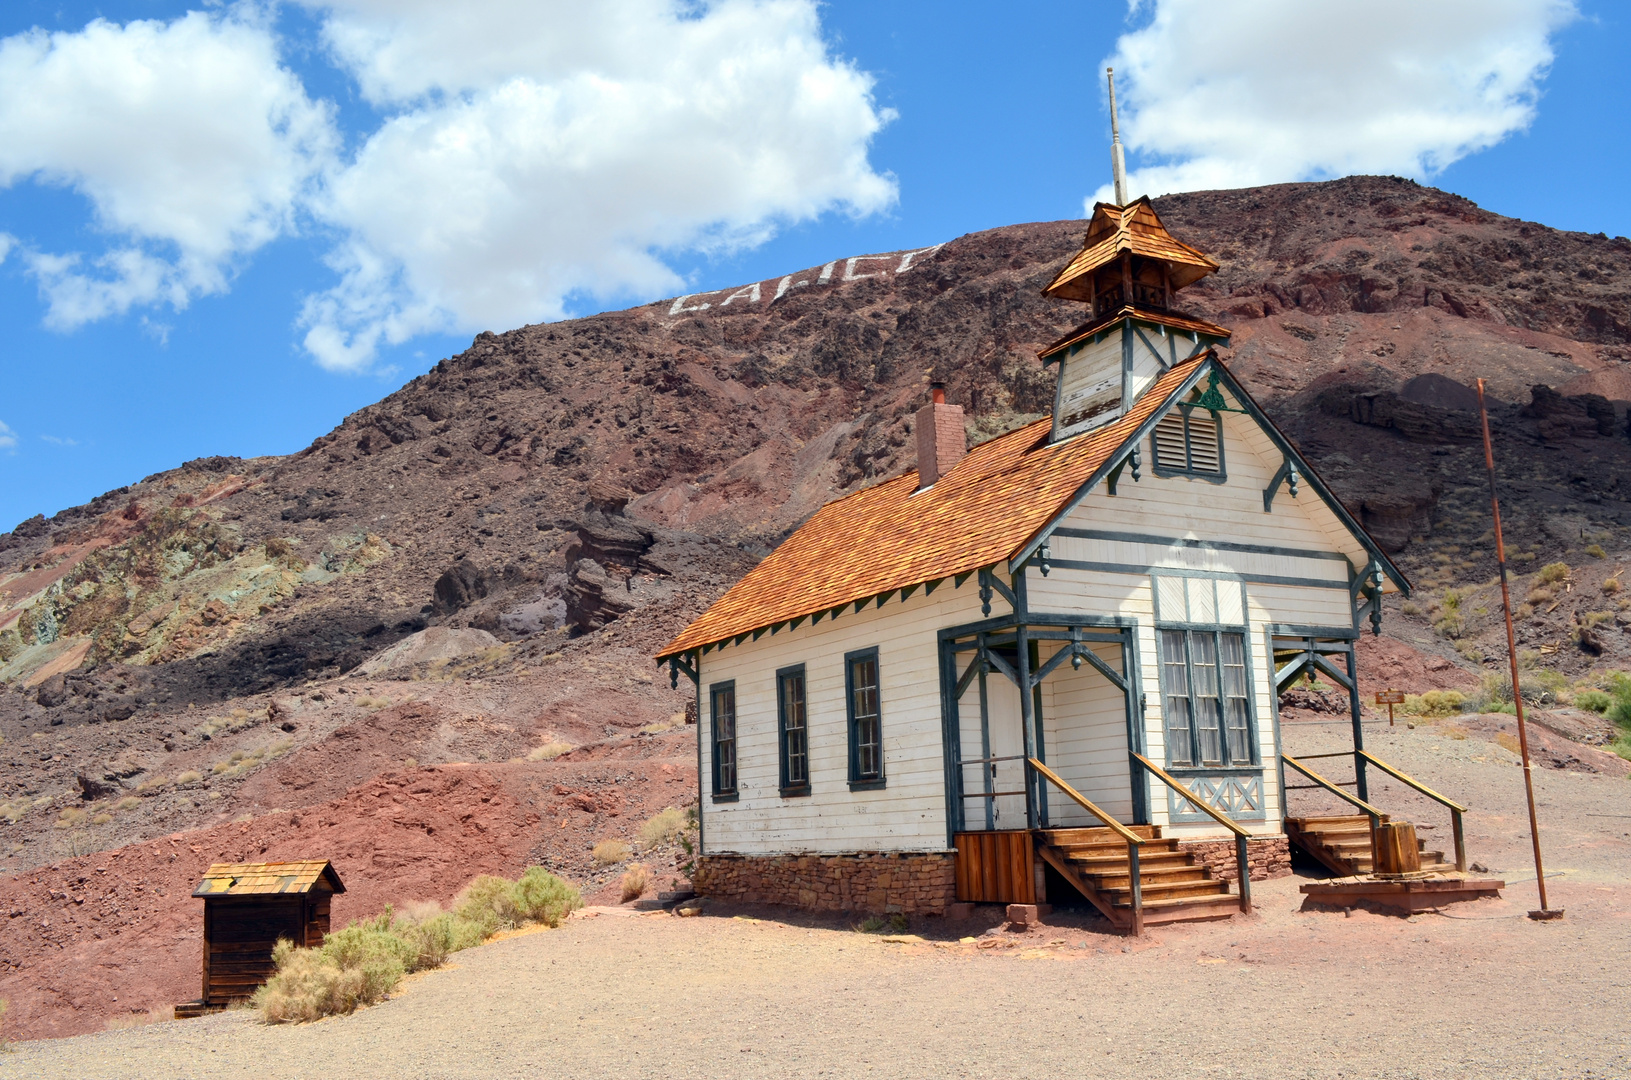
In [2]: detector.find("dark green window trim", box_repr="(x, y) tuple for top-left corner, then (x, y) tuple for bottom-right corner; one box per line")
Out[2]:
(776, 664), (810, 797)
(845, 646), (885, 790)
(710, 680), (737, 798)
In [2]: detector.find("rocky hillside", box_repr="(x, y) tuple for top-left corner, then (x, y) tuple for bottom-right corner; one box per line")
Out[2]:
(4, 174), (1631, 1038)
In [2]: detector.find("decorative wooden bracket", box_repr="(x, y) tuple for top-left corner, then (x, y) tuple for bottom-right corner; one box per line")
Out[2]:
(1036, 538), (1052, 578)
(1262, 456), (1300, 511)
(1350, 561), (1384, 636)
(978, 567), (1018, 617)
(1107, 446), (1142, 496)
(668, 653), (698, 688)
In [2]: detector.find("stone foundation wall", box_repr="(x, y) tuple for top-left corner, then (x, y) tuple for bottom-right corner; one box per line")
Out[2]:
(1177, 835), (1292, 882)
(694, 852), (956, 915)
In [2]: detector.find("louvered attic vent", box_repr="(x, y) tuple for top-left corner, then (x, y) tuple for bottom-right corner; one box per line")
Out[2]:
(1151, 406), (1223, 477)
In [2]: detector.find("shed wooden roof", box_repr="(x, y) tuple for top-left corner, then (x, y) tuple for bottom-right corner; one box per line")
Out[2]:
(192, 861), (345, 898)
(1044, 199), (1219, 302)
(657, 357), (1211, 660)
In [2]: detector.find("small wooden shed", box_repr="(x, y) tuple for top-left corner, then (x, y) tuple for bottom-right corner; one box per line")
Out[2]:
(181, 860), (345, 1012)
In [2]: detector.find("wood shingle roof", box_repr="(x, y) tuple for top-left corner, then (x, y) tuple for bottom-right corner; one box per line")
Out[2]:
(657, 356), (1210, 660)
(192, 861), (345, 897)
(1043, 199), (1219, 302)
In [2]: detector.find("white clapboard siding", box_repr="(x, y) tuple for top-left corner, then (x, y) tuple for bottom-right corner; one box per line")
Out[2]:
(1038, 639), (1134, 825)
(697, 582), (985, 855)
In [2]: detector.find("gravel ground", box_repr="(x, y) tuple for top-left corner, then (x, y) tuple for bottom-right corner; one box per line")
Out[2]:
(8, 717), (1629, 1080)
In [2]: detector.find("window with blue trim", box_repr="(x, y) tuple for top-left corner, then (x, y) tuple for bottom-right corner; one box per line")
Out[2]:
(1154, 574), (1255, 768)
(777, 665), (809, 795)
(710, 681), (736, 798)
(846, 647), (884, 788)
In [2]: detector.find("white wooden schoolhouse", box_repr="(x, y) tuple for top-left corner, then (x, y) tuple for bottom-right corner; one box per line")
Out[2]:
(658, 194), (1418, 933)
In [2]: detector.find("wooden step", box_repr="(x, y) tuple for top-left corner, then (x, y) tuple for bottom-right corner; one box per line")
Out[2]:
(1081, 866), (1211, 890)
(1040, 825), (1161, 844)
(1104, 880), (1232, 905)
(1050, 838), (1182, 857)
(1065, 849), (1190, 870)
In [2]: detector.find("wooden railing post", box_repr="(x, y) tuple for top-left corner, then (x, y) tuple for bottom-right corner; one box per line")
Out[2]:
(1127, 840), (1143, 937)
(1452, 809), (1466, 873)
(1234, 833), (1251, 913)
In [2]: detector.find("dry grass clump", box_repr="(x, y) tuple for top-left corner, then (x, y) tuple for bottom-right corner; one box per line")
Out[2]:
(105, 1007), (173, 1031)
(592, 839), (633, 866)
(526, 741), (573, 762)
(115, 796), (140, 811)
(135, 775), (170, 792)
(256, 868), (580, 1024)
(1586, 544), (1607, 559)
(210, 740), (295, 778)
(619, 863), (650, 903)
(1494, 732), (1523, 755)
(1536, 562), (1570, 586)
(0, 801), (29, 825)
(1402, 690), (1466, 718)
(175, 770), (203, 785)
(1603, 577), (1622, 595)
(1526, 587), (1554, 606)
(92, 812), (113, 825)
(54, 807), (89, 830)
(638, 807), (688, 849)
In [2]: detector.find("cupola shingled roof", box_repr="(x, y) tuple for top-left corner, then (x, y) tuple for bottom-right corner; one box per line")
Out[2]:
(1043, 197), (1219, 302)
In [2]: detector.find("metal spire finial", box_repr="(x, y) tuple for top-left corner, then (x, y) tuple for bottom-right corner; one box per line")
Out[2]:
(1107, 67), (1127, 206)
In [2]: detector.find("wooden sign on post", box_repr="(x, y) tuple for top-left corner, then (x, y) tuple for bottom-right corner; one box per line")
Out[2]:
(1375, 689), (1405, 726)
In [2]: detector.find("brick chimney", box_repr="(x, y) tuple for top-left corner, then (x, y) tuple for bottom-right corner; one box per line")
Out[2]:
(915, 382), (966, 490)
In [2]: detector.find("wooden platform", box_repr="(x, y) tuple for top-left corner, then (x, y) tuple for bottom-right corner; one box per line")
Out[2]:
(174, 1000), (231, 1020)
(1300, 873), (1505, 913)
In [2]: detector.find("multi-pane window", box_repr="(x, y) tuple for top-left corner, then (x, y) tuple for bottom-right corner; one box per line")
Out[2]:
(1151, 405), (1223, 477)
(846, 648), (883, 787)
(710, 682), (736, 797)
(1160, 628), (1254, 768)
(777, 665), (809, 793)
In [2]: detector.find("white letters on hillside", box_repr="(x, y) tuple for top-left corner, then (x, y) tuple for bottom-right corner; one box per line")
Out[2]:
(668, 243), (945, 317)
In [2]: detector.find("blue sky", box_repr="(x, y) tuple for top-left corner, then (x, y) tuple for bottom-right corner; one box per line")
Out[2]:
(0, 0), (1624, 533)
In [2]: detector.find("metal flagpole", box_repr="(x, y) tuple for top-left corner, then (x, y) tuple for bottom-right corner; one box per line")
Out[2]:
(1476, 379), (1562, 920)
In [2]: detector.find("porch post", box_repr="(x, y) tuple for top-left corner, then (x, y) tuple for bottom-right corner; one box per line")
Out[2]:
(977, 640), (995, 832)
(1017, 621), (1038, 830)
(1122, 624), (1149, 825)
(1345, 643), (1369, 802)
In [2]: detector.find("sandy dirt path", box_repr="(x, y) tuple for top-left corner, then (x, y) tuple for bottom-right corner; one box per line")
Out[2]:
(7, 717), (1629, 1079)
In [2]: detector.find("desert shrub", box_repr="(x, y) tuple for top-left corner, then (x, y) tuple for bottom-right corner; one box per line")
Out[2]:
(1400, 601), (1422, 617)
(0, 802), (26, 824)
(115, 796), (140, 811)
(257, 868), (580, 1024)
(1575, 688), (1613, 713)
(639, 807), (687, 849)
(620, 863), (650, 903)
(592, 839), (632, 866)
(511, 867), (581, 927)
(212, 761), (233, 774)
(1603, 673), (1631, 726)
(454, 875), (522, 935)
(1401, 690), (1465, 718)
(136, 775), (169, 792)
(1526, 587), (1554, 606)
(1586, 544), (1607, 559)
(857, 914), (909, 934)
(254, 938), (391, 1023)
(175, 770), (202, 785)
(1603, 578), (1622, 595)
(526, 741), (573, 762)
(55, 807), (89, 829)
(1536, 562), (1570, 585)
(1495, 732), (1523, 755)
(92, 813), (112, 825)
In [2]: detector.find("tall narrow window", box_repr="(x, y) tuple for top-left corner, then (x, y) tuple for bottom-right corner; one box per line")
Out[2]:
(846, 648), (884, 788)
(1158, 628), (1256, 769)
(710, 682), (736, 799)
(1161, 630), (1194, 767)
(777, 665), (809, 794)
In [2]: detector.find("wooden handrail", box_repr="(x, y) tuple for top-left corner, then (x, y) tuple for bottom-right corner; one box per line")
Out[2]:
(1354, 750), (1468, 813)
(1130, 753), (1251, 838)
(1026, 759), (1144, 846)
(1281, 754), (1385, 821)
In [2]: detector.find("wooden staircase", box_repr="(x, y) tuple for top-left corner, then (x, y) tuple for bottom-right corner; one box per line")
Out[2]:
(1036, 825), (1242, 931)
(1285, 815), (1450, 876)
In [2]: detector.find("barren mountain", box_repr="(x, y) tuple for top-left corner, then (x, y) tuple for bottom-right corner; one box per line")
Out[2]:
(3, 174), (1631, 1039)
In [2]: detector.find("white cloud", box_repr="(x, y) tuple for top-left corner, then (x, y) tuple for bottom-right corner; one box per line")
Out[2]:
(1093, 0), (1576, 206)
(298, 0), (896, 370)
(0, 421), (16, 450)
(40, 434), (77, 446)
(0, 8), (335, 327)
(0, 232), (13, 265)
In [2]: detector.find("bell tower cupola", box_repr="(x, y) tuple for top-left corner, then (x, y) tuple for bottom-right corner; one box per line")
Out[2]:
(1038, 68), (1232, 443)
